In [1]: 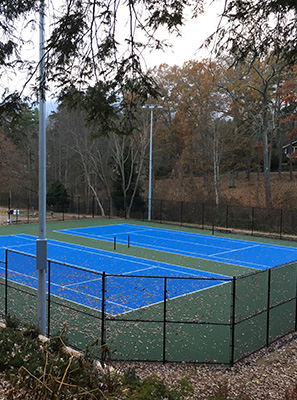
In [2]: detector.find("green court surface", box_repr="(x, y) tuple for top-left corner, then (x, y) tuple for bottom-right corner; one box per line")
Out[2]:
(1, 218), (297, 364)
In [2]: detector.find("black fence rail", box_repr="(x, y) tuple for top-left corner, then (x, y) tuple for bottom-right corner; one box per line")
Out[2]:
(0, 250), (296, 365)
(1, 194), (297, 240)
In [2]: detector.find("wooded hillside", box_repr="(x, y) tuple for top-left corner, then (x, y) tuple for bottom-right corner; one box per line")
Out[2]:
(1, 57), (296, 213)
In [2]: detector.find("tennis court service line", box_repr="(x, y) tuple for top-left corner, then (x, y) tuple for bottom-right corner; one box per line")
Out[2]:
(62, 277), (102, 288)
(211, 244), (261, 257)
(56, 285), (135, 313)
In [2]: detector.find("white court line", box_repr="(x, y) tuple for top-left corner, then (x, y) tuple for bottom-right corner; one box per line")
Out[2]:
(210, 255), (268, 269)
(54, 229), (297, 270)
(92, 228), (155, 238)
(48, 239), (156, 265)
(5, 269), (37, 281)
(46, 240), (207, 272)
(4, 265), (134, 313)
(114, 239), (225, 259)
(5, 235), (271, 275)
(122, 266), (157, 275)
(211, 244), (261, 257)
(125, 265), (228, 279)
(46, 239), (221, 281)
(4, 243), (35, 252)
(120, 281), (229, 316)
(63, 277), (102, 288)
(46, 238), (250, 275)
(94, 224), (297, 252)
(59, 285), (135, 311)
(71, 226), (232, 252)
(120, 231), (229, 251)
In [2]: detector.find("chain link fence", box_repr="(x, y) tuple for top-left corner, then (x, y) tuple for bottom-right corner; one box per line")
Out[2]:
(0, 250), (296, 365)
(1, 194), (297, 239)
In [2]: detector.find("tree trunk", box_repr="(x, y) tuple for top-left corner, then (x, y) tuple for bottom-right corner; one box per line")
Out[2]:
(229, 170), (235, 188)
(213, 130), (220, 207)
(262, 107), (272, 206)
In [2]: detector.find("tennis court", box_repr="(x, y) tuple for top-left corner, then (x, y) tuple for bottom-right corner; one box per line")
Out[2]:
(0, 233), (229, 315)
(1, 221), (297, 364)
(56, 223), (297, 270)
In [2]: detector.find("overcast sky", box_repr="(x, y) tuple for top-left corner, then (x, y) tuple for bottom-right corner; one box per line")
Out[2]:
(141, 2), (224, 69)
(1, 1), (224, 114)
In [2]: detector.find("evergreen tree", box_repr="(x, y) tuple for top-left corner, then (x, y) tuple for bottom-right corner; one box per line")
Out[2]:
(47, 181), (70, 212)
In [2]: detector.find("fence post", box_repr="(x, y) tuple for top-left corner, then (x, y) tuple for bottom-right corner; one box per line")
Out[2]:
(47, 261), (51, 337)
(101, 271), (106, 363)
(180, 201), (183, 226)
(27, 198), (30, 224)
(163, 277), (167, 364)
(295, 263), (297, 332)
(279, 209), (283, 240)
(109, 196), (112, 219)
(5, 249), (8, 317)
(92, 196), (95, 218)
(160, 200), (163, 224)
(202, 203), (205, 230)
(266, 269), (271, 347)
(230, 276), (236, 366)
(226, 205), (229, 229)
(251, 207), (254, 236)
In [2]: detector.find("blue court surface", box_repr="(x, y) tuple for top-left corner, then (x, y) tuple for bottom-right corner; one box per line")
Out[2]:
(56, 223), (297, 270)
(0, 234), (229, 315)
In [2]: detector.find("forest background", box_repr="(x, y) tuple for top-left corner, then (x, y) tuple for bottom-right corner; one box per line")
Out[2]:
(0, 1), (297, 217)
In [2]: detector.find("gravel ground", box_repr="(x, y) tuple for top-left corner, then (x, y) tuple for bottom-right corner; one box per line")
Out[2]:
(129, 333), (297, 399)
(0, 333), (297, 399)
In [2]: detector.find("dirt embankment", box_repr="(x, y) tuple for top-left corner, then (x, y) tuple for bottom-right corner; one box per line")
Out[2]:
(153, 172), (297, 209)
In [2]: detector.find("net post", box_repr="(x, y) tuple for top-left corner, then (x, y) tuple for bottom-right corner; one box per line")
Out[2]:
(230, 276), (236, 367)
(128, 235), (130, 248)
(5, 249), (8, 317)
(101, 271), (106, 363)
(162, 277), (167, 364)
(266, 269), (271, 347)
(47, 260), (51, 337)
(114, 237), (116, 250)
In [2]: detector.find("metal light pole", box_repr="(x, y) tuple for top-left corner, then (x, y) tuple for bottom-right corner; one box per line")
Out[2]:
(142, 105), (162, 221)
(37, 0), (47, 336)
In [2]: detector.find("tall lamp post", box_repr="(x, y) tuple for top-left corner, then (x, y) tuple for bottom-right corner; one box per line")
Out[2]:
(37, 0), (47, 336)
(142, 104), (162, 221)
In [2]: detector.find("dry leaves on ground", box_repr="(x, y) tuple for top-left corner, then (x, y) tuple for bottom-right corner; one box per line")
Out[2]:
(1, 333), (297, 399)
